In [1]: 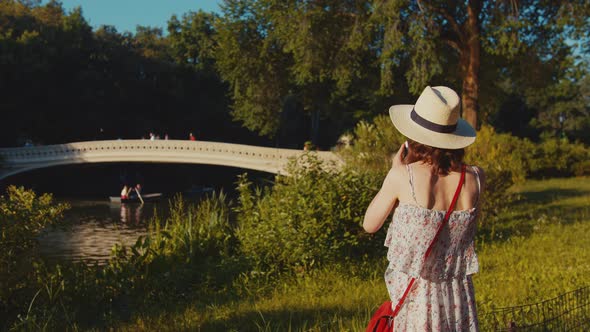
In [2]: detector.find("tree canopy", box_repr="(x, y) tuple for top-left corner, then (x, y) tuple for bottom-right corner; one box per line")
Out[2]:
(0, 0), (588, 148)
(214, 0), (590, 144)
(0, 0), (268, 147)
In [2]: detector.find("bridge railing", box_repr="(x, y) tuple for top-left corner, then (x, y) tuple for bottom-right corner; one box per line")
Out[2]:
(0, 140), (343, 178)
(482, 286), (590, 331)
(0, 140), (306, 161)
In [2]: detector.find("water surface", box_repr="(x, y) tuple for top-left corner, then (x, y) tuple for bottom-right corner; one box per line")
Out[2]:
(38, 198), (169, 264)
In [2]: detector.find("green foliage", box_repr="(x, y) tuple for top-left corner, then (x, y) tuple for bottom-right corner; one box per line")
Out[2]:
(525, 62), (590, 143)
(235, 154), (380, 272)
(0, 191), (241, 330)
(215, 0), (380, 142)
(2, 0), (589, 146)
(110, 177), (590, 332)
(0, 185), (68, 274)
(107, 192), (238, 306)
(0, 0), (253, 147)
(214, 0), (290, 137)
(338, 114), (406, 175)
(464, 125), (529, 224)
(167, 10), (217, 71)
(0, 186), (69, 330)
(527, 137), (590, 178)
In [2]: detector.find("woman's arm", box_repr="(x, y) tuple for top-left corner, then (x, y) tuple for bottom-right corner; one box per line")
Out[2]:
(362, 170), (399, 233)
(362, 142), (406, 233)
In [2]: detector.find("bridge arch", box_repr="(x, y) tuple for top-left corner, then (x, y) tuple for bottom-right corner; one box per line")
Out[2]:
(0, 140), (343, 180)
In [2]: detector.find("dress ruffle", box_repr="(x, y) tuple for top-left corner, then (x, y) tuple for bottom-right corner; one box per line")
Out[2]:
(384, 203), (479, 281)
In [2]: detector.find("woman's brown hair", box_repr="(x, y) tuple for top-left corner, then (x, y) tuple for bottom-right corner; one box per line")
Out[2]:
(404, 139), (465, 175)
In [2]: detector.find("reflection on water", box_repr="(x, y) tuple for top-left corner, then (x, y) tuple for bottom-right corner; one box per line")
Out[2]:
(117, 203), (144, 225)
(38, 199), (165, 264)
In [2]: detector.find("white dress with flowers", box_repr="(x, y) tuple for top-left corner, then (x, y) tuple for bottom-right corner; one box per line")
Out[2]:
(383, 166), (480, 331)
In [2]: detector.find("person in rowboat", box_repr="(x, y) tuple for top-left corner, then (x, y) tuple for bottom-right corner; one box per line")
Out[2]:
(120, 185), (131, 200)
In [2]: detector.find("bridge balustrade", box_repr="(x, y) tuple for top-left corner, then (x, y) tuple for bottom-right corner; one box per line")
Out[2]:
(0, 140), (342, 179)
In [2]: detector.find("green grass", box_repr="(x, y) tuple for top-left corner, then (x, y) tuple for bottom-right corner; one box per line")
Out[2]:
(108, 176), (590, 332)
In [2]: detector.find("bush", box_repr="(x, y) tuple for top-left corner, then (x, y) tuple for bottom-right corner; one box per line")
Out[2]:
(107, 191), (238, 305)
(464, 125), (530, 225)
(527, 137), (590, 178)
(235, 154), (381, 273)
(339, 115), (406, 176)
(2, 191), (240, 330)
(0, 186), (69, 329)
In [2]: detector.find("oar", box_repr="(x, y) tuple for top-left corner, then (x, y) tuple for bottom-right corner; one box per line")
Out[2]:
(136, 189), (145, 204)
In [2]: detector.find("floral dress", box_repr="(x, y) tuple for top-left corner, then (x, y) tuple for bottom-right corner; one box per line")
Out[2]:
(383, 165), (481, 331)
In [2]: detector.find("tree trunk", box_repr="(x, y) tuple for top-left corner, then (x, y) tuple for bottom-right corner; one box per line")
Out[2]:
(461, 0), (481, 129)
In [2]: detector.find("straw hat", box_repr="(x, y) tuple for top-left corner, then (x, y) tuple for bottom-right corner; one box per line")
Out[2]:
(388, 86), (476, 149)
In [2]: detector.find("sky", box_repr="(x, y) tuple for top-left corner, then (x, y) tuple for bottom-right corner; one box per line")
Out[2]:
(53, 0), (222, 34)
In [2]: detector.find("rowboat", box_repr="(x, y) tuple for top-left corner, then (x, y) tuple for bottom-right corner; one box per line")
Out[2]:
(109, 193), (163, 203)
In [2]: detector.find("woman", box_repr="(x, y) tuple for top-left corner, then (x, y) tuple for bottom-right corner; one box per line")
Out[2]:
(363, 86), (485, 331)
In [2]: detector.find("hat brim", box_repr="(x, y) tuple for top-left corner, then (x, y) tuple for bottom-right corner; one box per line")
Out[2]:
(389, 105), (476, 149)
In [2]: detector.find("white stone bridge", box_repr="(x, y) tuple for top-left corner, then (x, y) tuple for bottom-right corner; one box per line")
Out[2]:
(0, 140), (343, 180)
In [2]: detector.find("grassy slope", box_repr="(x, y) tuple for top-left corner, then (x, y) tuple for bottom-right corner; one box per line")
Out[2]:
(116, 177), (590, 331)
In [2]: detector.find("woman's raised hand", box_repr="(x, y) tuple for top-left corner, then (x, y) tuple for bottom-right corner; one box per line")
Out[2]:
(391, 141), (408, 168)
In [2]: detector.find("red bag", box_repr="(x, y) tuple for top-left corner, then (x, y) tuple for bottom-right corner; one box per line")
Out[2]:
(366, 165), (467, 332)
(365, 301), (394, 332)
(366, 278), (416, 332)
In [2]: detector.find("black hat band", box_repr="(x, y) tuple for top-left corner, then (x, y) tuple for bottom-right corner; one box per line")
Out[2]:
(410, 109), (457, 133)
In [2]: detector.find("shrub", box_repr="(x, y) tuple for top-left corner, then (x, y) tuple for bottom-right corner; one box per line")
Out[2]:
(235, 154), (381, 273)
(0, 186), (69, 262)
(527, 137), (590, 178)
(0, 186), (69, 329)
(338, 115), (406, 176)
(464, 125), (529, 225)
(2, 191), (239, 330)
(107, 191), (238, 305)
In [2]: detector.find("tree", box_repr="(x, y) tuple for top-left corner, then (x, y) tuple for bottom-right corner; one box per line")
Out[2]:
(133, 25), (169, 60)
(527, 62), (590, 143)
(167, 10), (217, 72)
(370, 0), (590, 128)
(215, 0), (375, 144)
(265, 0), (374, 143)
(214, 0), (292, 138)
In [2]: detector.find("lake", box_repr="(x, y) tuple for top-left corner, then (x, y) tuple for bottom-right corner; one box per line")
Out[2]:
(4, 162), (272, 264)
(38, 198), (167, 264)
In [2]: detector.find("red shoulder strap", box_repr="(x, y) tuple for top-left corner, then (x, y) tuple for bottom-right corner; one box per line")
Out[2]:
(379, 164), (467, 325)
(424, 164), (466, 260)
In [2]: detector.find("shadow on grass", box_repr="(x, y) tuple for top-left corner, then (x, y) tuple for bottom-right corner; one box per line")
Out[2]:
(517, 188), (588, 206)
(478, 186), (590, 244)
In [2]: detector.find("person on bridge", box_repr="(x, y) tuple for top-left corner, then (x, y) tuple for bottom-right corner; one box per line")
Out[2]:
(189, 132), (196, 141)
(363, 86), (484, 332)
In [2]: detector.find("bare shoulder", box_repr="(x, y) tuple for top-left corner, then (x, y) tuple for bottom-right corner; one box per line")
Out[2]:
(383, 162), (407, 190)
(389, 162), (408, 181)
